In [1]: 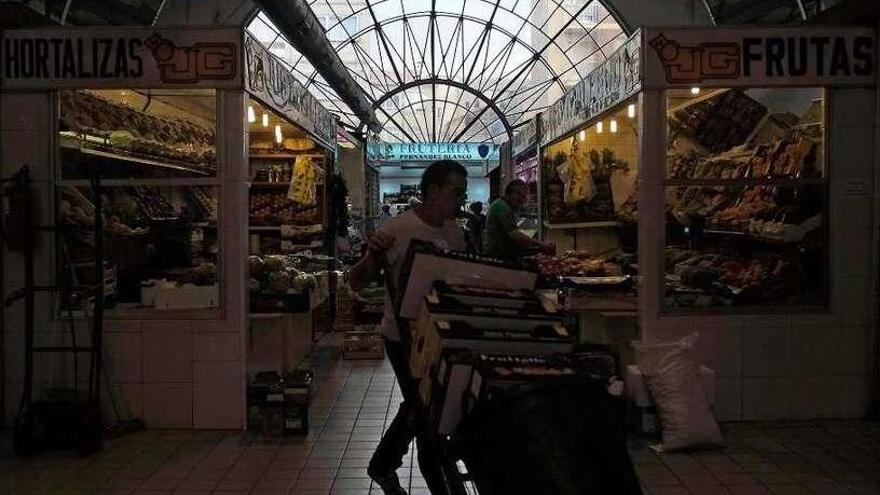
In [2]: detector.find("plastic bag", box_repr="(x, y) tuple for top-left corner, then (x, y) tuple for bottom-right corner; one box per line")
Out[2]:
(633, 333), (723, 452)
(288, 156), (317, 206)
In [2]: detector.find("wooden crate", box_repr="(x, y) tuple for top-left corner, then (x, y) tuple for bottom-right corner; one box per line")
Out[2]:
(343, 331), (384, 360)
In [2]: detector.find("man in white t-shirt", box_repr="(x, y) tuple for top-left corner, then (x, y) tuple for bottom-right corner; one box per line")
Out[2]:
(349, 160), (467, 494)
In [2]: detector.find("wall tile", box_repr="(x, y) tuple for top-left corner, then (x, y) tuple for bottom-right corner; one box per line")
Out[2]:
(790, 326), (839, 377)
(193, 333), (240, 361)
(104, 382), (144, 423)
(104, 332), (143, 382)
(838, 326), (870, 375)
(694, 326), (742, 377)
(833, 237), (872, 278)
(192, 319), (237, 333)
(835, 277), (872, 326)
(193, 361), (243, 429)
(838, 376), (869, 418)
(790, 377), (839, 419)
(143, 322), (192, 383)
(742, 327), (790, 377)
(742, 314), (792, 329)
(143, 383), (192, 428)
(742, 377), (791, 420)
(713, 377), (742, 421)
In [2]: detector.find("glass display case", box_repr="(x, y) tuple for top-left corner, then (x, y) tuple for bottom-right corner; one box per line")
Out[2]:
(57, 88), (221, 311)
(663, 87), (827, 310)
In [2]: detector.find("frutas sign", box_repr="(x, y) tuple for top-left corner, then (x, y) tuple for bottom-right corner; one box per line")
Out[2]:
(0, 28), (241, 88)
(643, 27), (876, 87)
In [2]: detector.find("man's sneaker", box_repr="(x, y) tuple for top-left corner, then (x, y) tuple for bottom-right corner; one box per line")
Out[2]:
(369, 469), (407, 495)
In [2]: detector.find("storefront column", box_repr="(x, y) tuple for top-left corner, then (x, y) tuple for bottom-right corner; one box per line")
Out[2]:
(636, 89), (666, 342)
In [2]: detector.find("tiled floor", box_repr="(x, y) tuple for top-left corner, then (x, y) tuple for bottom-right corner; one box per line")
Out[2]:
(1, 345), (879, 495)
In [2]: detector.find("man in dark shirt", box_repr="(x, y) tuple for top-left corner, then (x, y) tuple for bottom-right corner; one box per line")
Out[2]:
(465, 201), (486, 252)
(484, 179), (555, 258)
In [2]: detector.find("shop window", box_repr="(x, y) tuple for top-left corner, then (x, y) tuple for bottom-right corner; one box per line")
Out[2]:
(57, 89), (220, 311)
(663, 87), (827, 311)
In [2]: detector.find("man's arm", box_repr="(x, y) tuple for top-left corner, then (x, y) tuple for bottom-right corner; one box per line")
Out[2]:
(347, 231), (394, 290)
(508, 229), (555, 254)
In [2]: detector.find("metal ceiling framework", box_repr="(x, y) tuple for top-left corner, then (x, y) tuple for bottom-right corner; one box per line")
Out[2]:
(247, 0), (628, 143)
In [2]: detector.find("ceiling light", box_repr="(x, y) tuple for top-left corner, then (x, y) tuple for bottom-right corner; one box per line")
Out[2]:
(596, 121), (603, 134)
(247, 106), (256, 123)
(578, 130), (586, 142)
(274, 125), (283, 144)
(691, 87), (700, 95)
(627, 104), (636, 119)
(610, 119), (618, 133)
(262, 113), (269, 127)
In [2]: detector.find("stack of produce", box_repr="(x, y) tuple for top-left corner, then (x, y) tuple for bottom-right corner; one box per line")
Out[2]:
(671, 89), (767, 152)
(250, 192), (321, 225)
(535, 251), (624, 278)
(248, 255), (317, 295)
(130, 186), (176, 220)
(60, 90), (216, 169)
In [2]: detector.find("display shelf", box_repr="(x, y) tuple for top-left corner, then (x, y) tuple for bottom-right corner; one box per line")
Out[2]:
(58, 178), (220, 187)
(543, 220), (621, 230)
(249, 312), (284, 319)
(701, 227), (819, 245)
(61, 140), (213, 177)
(249, 153), (324, 160)
(665, 177), (826, 187)
(249, 226), (281, 231)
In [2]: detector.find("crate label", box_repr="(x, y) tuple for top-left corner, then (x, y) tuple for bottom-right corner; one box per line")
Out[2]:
(266, 393), (283, 402)
(284, 387), (308, 395)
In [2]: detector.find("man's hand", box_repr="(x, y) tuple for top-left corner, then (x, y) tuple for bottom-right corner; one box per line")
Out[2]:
(366, 231), (395, 258)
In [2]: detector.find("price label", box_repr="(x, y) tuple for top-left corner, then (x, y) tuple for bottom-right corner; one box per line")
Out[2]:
(191, 228), (204, 242)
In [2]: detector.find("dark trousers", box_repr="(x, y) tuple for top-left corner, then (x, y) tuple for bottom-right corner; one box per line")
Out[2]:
(369, 338), (446, 493)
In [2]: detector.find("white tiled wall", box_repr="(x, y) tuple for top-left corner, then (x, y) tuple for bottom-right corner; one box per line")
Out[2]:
(642, 88), (877, 421)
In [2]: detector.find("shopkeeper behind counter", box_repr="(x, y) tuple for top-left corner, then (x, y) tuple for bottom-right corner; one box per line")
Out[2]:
(484, 179), (555, 258)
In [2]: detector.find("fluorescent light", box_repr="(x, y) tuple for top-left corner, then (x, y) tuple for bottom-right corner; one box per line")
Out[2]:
(610, 119), (618, 133)
(274, 125), (283, 144)
(247, 106), (256, 123)
(596, 121), (603, 134)
(690, 87), (700, 95)
(627, 104), (636, 118)
(578, 130), (586, 141)
(262, 113), (269, 127)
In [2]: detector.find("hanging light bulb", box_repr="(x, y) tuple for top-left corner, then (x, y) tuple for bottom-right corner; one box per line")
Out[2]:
(610, 119), (618, 133)
(627, 104), (636, 119)
(274, 124), (283, 144)
(578, 130), (586, 142)
(262, 113), (269, 127)
(247, 106), (256, 123)
(596, 121), (603, 134)
(690, 87), (700, 95)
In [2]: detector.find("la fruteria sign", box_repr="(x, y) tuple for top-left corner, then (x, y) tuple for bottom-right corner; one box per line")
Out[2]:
(367, 142), (500, 162)
(0, 28), (241, 88)
(642, 27), (876, 88)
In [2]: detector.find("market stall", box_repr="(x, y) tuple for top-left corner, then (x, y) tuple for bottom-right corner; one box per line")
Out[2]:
(536, 26), (877, 420)
(0, 26), (339, 429)
(510, 115), (541, 238)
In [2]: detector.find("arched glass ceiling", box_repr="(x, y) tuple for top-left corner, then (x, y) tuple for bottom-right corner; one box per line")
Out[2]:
(247, 0), (626, 143)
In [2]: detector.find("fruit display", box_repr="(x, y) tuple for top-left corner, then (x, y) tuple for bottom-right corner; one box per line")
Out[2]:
(250, 191), (321, 225)
(130, 186), (176, 220)
(667, 136), (819, 180)
(60, 90), (216, 170)
(669, 89), (767, 153)
(186, 186), (218, 222)
(535, 251), (625, 278)
(665, 246), (810, 307)
(248, 254), (318, 295)
(290, 157), (318, 206)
